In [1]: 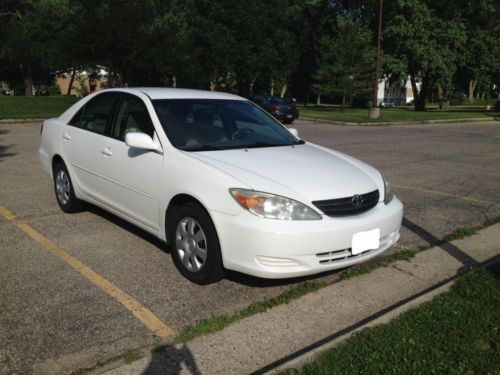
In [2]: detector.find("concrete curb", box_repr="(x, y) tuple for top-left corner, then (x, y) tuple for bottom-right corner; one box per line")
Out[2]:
(102, 223), (500, 375)
(1, 117), (498, 125)
(299, 116), (498, 126)
(0, 118), (45, 123)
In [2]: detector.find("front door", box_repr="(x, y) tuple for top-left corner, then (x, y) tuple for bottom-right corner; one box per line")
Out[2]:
(100, 93), (163, 234)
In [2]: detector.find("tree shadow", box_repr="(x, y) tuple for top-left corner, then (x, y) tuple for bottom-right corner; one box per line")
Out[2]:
(143, 344), (201, 375)
(402, 217), (479, 269)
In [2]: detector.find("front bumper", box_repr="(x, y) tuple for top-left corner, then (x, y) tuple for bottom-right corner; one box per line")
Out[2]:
(211, 197), (403, 279)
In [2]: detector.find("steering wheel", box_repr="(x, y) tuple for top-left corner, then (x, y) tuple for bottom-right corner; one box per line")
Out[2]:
(231, 128), (255, 140)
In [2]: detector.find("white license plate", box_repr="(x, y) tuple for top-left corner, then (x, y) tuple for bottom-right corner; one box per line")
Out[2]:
(286, 114), (292, 118)
(351, 228), (380, 255)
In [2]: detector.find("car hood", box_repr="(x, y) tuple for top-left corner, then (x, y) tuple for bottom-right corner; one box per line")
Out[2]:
(185, 143), (384, 204)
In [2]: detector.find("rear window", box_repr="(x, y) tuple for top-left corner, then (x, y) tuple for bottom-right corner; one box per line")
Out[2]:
(269, 98), (285, 105)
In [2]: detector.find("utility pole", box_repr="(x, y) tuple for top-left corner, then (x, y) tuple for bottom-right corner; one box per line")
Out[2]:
(369, 0), (384, 119)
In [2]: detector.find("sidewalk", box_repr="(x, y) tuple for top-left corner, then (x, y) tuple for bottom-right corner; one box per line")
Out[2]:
(103, 223), (500, 375)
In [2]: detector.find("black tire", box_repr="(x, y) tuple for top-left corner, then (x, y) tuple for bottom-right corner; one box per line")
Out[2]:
(169, 202), (225, 284)
(53, 161), (85, 213)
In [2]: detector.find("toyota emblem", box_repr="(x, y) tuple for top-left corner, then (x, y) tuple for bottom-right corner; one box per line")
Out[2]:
(352, 194), (363, 207)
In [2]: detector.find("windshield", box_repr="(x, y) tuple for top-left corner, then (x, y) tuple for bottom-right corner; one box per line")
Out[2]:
(152, 99), (303, 151)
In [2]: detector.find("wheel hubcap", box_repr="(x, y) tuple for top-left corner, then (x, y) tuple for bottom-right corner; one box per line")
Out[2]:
(175, 217), (207, 272)
(55, 170), (71, 206)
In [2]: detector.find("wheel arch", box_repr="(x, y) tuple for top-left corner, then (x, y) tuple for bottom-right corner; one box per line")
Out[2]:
(52, 154), (65, 172)
(164, 194), (217, 246)
(51, 154), (84, 201)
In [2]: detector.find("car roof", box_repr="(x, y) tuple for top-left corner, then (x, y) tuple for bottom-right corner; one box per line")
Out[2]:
(102, 87), (245, 101)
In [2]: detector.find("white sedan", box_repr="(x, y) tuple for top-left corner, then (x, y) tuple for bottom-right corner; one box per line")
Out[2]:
(39, 88), (403, 284)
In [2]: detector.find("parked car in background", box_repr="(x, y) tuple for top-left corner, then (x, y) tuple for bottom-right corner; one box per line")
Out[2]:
(39, 88), (403, 284)
(249, 95), (299, 124)
(380, 101), (396, 108)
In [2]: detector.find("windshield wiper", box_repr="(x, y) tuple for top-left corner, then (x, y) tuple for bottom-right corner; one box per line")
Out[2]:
(178, 145), (226, 152)
(239, 142), (288, 149)
(241, 141), (305, 149)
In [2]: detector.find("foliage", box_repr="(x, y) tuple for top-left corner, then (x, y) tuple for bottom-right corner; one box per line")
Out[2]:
(0, 0), (499, 106)
(383, 0), (467, 111)
(0, 96), (78, 119)
(299, 106), (500, 123)
(281, 264), (500, 375)
(457, 0), (500, 102)
(442, 227), (477, 242)
(313, 15), (374, 107)
(34, 84), (61, 96)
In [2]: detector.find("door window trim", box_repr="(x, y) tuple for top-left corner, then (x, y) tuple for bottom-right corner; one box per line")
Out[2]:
(67, 92), (121, 137)
(109, 93), (157, 143)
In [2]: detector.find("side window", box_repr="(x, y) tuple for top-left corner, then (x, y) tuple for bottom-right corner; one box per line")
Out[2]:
(112, 95), (155, 141)
(68, 107), (84, 127)
(79, 94), (119, 135)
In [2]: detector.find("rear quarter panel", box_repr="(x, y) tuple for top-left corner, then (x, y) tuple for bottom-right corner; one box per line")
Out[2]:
(39, 118), (64, 178)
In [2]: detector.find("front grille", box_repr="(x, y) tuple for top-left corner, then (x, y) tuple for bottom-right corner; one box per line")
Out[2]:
(312, 190), (380, 217)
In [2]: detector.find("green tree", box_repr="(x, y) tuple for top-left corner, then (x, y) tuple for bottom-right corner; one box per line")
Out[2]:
(458, 0), (500, 102)
(166, 0), (297, 96)
(383, 0), (466, 111)
(0, 0), (72, 95)
(288, 0), (334, 104)
(313, 15), (374, 107)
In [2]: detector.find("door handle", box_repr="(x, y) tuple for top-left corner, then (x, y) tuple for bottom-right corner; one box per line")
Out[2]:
(62, 133), (71, 141)
(102, 147), (113, 156)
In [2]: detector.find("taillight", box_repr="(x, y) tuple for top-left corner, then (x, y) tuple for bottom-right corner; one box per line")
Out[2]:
(40, 122), (44, 135)
(273, 105), (280, 112)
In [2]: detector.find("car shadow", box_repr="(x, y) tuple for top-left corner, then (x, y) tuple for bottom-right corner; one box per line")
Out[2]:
(85, 204), (343, 287)
(225, 267), (342, 287)
(86, 204), (169, 252)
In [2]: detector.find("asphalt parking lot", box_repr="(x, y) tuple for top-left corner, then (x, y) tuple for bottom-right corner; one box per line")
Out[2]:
(1, 119), (499, 374)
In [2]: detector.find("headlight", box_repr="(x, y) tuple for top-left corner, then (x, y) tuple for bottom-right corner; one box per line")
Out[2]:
(382, 174), (394, 204)
(230, 189), (322, 220)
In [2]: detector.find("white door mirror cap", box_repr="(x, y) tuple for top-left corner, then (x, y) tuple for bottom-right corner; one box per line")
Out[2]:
(288, 128), (299, 138)
(125, 132), (162, 153)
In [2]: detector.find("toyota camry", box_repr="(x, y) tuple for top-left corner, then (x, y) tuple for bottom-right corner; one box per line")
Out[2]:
(39, 88), (403, 284)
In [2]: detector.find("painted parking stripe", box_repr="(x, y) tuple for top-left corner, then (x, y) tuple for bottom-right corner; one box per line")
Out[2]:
(0, 203), (174, 340)
(393, 185), (497, 205)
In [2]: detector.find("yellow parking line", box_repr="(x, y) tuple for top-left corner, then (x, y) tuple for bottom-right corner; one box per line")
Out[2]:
(394, 184), (497, 205)
(0, 203), (174, 340)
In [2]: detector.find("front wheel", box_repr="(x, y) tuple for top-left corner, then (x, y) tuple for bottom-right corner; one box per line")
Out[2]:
(53, 161), (85, 213)
(169, 203), (225, 284)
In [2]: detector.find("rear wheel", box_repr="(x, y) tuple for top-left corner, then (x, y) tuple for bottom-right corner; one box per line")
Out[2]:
(53, 161), (84, 213)
(169, 203), (225, 284)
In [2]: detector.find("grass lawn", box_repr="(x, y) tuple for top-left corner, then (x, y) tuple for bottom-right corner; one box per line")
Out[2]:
(0, 96), (79, 119)
(282, 263), (500, 375)
(299, 106), (500, 123)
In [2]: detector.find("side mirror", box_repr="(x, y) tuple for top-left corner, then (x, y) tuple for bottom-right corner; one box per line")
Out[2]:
(288, 128), (299, 138)
(125, 132), (162, 153)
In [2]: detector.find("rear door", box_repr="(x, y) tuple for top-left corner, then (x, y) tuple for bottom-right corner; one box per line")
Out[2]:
(99, 93), (164, 234)
(61, 93), (120, 201)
